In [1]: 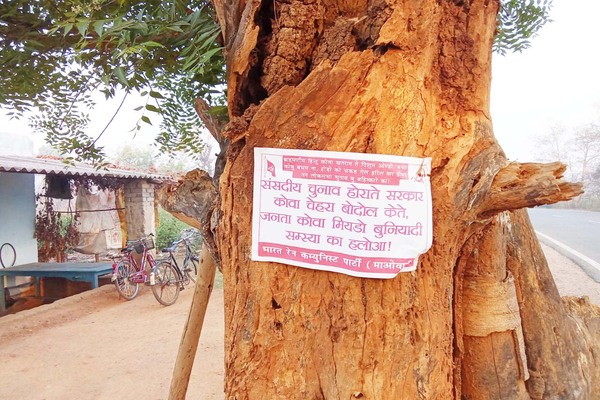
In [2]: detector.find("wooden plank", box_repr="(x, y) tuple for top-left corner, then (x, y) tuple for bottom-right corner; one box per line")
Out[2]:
(1, 262), (113, 273)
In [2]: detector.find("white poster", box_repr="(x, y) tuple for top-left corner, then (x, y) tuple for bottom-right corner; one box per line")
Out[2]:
(251, 148), (432, 279)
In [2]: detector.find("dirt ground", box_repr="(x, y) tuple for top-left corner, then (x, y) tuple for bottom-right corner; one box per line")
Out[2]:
(0, 244), (599, 400)
(0, 281), (224, 400)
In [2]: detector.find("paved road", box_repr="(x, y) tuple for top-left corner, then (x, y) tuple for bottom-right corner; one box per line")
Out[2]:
(528, 207), (600, 280)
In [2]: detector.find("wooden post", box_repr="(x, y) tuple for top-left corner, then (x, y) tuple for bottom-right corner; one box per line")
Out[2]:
(168, 243), (217, 400)
(0, 277), (6, 312)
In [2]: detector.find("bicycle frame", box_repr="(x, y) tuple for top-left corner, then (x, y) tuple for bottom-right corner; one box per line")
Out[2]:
(112, 241), (157, 284)
(164, 252), (185, 282)
(160, 238), (194, 281)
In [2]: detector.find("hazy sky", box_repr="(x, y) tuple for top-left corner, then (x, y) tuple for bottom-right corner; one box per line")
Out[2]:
(491, 0), (600, 161)
(1, 0), (598, 160)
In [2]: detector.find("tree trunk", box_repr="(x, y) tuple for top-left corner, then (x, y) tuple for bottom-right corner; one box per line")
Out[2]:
(203, 0), (597, 398)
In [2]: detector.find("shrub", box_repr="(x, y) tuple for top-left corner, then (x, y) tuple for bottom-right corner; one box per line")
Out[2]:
(156, 208), (192, 251)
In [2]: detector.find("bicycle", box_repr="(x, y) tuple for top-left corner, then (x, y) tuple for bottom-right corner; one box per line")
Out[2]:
(112, 234), (182, 306)
(159, 234), (199, 286)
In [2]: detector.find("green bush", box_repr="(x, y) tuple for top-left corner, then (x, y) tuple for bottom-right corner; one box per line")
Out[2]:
(156, 208), (192, 250)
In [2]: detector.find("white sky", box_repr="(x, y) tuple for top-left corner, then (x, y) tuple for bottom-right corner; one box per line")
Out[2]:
(1, 0), (598, 161)
(491, 0), (600, 160)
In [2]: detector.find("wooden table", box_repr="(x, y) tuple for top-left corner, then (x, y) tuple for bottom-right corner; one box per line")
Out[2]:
(0, 262), (114, 311)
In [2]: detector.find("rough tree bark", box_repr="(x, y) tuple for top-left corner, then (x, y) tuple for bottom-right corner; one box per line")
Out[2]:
(163, 0), (600, 398)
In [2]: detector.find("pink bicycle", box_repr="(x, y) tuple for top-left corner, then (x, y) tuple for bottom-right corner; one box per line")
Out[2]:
(112, 234), (181, 306)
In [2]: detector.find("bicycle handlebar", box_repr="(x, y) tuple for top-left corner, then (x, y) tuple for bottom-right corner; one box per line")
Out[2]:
(169, 234), (196, 247)
(161, 233), (198, 254)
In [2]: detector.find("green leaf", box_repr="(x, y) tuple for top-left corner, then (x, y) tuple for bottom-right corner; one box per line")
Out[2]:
(93, 20), (105, 36)
(63, 23), (74, 36)
(149, 91), (164, 99)
(47, 26), (60, 35)
(145, 104), (160, 113)
(76, 19), (90, 36)
(165, 26), (184, 33)
(141, 115), (152, 125)
(140, 41), (165, 48)
(114, 66), (128, 85)
(199, 47), (222, 62)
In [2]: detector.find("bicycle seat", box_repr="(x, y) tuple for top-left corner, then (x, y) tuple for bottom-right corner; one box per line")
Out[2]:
(162, 245), (177, 253)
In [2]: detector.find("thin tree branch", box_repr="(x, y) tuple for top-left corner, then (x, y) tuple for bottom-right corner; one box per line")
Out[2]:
(90, 91), (129, 147)
(193, 98), (227, 144)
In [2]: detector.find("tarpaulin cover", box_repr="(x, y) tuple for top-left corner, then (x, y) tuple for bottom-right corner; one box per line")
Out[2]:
(74, 187), (121, 254)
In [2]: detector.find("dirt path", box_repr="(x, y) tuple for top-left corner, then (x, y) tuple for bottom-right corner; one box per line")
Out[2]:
(0, 283), (224, 400)
(0, 244), (598, 400)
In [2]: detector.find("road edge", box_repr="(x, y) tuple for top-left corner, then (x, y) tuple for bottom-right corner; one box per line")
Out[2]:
(535, 230), (600, 283)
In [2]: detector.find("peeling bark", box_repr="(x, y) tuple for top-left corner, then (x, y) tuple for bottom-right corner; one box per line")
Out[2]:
(259, 1), (323, 95)
(459, 217), (529, 399)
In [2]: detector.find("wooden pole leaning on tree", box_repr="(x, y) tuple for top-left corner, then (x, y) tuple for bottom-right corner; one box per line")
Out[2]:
(168, 243), (217, 400)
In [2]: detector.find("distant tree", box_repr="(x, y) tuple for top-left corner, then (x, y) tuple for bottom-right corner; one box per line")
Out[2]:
(155, 133), (218, 176)
(37, 143), (62, 157)
(532, 123), (570, 163)
(111, 144), (156, 171)
(588, 166), (600, 203)
(111, 140), (217, 176)
(571, 123), (600, 184)
(532, 121), (600, 191)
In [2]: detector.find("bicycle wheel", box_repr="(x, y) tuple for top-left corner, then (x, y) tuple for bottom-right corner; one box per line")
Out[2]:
(183, 258), (198, 284)
(113, 260), (140, 300)
(0, 243), (16, 268)
(151, 261), (180, 306)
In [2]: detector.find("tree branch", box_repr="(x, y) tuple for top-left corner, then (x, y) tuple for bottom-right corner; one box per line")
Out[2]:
(156, 169), (220, 267)
(194, 98), (227, 144)
(193, 97), (229, 183)
(478, 162), (584, 218)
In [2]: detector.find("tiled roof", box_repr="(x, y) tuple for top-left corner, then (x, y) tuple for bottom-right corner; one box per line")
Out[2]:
(0, 154), (169, 181)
